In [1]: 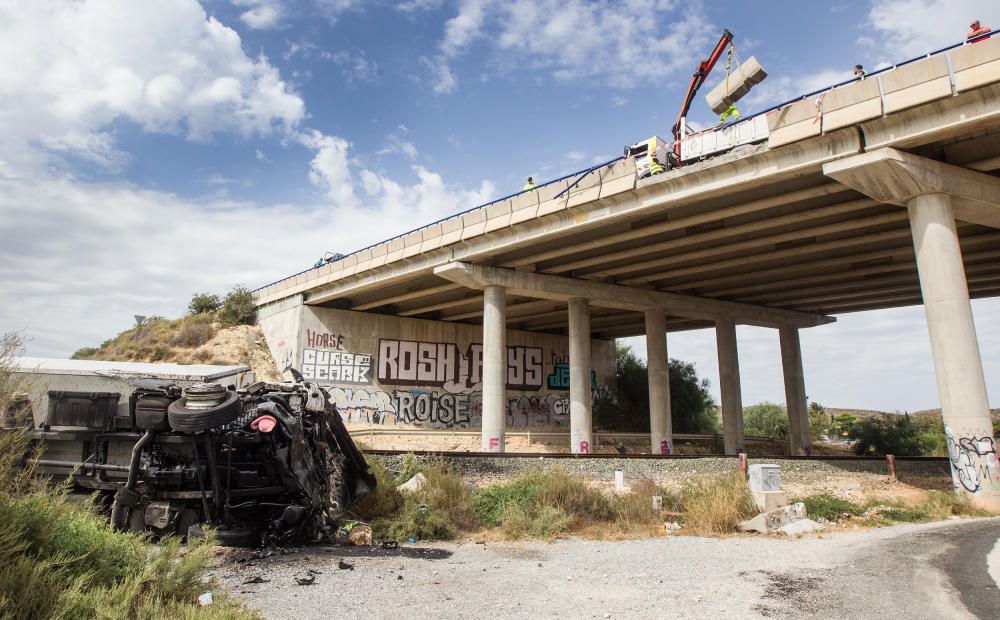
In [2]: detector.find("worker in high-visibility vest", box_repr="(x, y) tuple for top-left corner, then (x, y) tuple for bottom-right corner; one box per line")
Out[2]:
(967, 20), (991, 42)
(853, 64), (867, 80)
(649, 152), (665, 176)
(718, 103), (741, 124)
(523, 176), (536, 191)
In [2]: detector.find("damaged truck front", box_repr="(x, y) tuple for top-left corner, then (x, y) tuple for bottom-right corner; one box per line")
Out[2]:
(24, 378), (376, 547)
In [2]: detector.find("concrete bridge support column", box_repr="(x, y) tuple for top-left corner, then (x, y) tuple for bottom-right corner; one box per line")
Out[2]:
(908, 193), (998, 508)
(481, 285), (506, 452)
(779, 327), (810, 456)
(645, 310), (672, 454)
(569, 298), (593, 454)
(716, 319), (744, 455)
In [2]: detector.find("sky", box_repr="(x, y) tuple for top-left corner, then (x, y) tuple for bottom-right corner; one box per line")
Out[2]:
(1, 0), (998, 412)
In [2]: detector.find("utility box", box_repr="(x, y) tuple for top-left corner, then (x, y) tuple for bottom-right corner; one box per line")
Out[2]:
(748, 463), (782, 492)
(705, 56), (768, 115)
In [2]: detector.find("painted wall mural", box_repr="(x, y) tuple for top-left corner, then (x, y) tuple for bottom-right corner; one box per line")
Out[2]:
(276, 307), (615, 429)
(945, 425), (1000, 496)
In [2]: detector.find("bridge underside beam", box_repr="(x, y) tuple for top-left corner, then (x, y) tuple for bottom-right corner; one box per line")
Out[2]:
(433, 262), (834, 330)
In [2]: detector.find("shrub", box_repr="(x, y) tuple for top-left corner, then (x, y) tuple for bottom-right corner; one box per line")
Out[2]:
(188, 292), (221, 315)
(743, 402), (789, 439)
(849, 413), (924, 456)
(217, 285), (256, 327)
(680, 472), (758, 535)
(171, 314), (217, 348)
(70, 347), (99, 360)
(500, 504), (573, 540)
(799, 493), (864, 521)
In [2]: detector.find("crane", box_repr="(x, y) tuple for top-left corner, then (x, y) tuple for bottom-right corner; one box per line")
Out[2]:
(672, 29), (733, 151)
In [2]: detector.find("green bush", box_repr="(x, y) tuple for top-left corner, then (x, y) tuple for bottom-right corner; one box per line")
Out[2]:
(217, 285), (256, 327)
(70, 347), (99, 360)
(743, 402), (789, 439)
(188, 292), (221, 315)
(171, 314), (217, 348)
(849, 413), (924, 456)
(799, 494), (864, 521)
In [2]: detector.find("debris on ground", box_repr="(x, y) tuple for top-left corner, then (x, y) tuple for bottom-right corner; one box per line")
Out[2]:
(242, 576), (270, 585)
(197, 592), (213, 607)
(295, 575), (316, 586)
(738, 502), (818, 534)
(397, 472), (427, 493)
(338, 560), (355, 570)
(776, 518), (825, 537)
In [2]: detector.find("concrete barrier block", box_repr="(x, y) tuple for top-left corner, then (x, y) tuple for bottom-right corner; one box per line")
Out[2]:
(353, 248), (374, 273)
(484, 199), (512, 233)
(881, 55), (951, 114)
(439, 216), (463, 246)
(766, 97), (822, 147)
(567, 170), (602, 208)
(706, 56), (768, 114)
(337, 252), (359, 276)
(368, 243), (388, 268)
(419, 222), (443, 253)
(461, 207), (487, 241)
(385, 236), (406, 264)
(821, 78), (883, 131)
(951, 36), (1000, 92)
(599, 159), (636, 199)
(532, 180), (567, 218)
(401, 230), (423, 259)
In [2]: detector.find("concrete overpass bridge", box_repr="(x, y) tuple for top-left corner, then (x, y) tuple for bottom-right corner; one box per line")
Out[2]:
(255, 35), (1000, 508)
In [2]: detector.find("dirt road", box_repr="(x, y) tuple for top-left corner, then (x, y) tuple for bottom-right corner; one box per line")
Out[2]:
(216, 519), (1000, 619)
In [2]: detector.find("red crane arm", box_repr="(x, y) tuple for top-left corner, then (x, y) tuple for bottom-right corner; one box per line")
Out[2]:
(671, 29), (733, 143)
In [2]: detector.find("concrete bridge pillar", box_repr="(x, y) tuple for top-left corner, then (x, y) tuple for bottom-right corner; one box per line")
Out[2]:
(568, 298), (593, 454)
(824, 148), (1000, 509)
(645, 310), (672, 454)
(779, 327), (810, 456)
(908, 193), (997, 508)
(716, 319), (744, 455)
(481, 285), (506, 452)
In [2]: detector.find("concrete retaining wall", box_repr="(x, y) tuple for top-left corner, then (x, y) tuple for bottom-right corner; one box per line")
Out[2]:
(259, 303), (616, 430)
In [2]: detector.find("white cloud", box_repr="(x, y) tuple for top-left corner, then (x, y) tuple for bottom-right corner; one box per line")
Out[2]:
(611, 95), (629, 107)
(232, 0), (284, 29)
(421, 56), (458, 94)
(867, 0), (1000, 59)
(423, 0), (711, 94)
(298, 129), (359, 207)
(376, 125), (419, 160)
(0, 0), (304, 168)
(314, 0), (362, 23)
(332, 49), (380, 84)
(255, 148), (268, 161)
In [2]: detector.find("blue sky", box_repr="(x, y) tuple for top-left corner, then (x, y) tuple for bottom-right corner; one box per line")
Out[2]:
(1, 0), (998, 411)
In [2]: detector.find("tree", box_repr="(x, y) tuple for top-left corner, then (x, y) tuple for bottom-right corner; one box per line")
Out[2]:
(593, 344), (717, 433)
(217, 285), (256, 327)
(743, 402), (789, 439)
(848, 413), (924, 456)
(807, 401), (830, 439)
(188, 292), (221, 315)
(830, 413), (859, 438)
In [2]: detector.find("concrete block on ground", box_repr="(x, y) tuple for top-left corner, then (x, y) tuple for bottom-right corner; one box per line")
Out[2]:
(439, 216), (463, 246)
(737, 502), (807, 533)
(752, 490), (789, 512)
(821, 78), (883, 132)
(461, 207), (487, 241)
(951, 36), (1000, 92)
(776, 518), (824, 537)
(748, 463), (782, 491)
(766, 97), (822, 148)
(396, 472), (427, 493)
(706, 56), (768, 114)
(881, 55), (951, 114)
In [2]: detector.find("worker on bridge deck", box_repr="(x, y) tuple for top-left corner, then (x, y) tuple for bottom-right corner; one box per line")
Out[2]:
(718, 103), (740, 125)
(967, 19), (991, 42)
(854, 64), (867, 80)
(649, 151), (665, 176)
(523, 176), (536, 191)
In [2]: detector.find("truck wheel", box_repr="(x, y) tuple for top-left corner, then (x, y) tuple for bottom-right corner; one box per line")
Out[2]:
(167, 390), (241, 433)
(215, 525), (260, 548)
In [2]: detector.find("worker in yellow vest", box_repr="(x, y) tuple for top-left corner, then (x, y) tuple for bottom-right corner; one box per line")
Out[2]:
(523, 177), (536, 191)
(719, 103), (741, 124)
(649, 152), (665, 176)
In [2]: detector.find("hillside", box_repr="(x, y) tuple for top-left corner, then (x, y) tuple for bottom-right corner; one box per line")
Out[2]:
(72, 314), (281, 381)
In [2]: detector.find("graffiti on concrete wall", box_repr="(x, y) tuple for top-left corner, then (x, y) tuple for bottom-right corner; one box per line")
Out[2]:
(302, 329), (373, 384)
(394, 390), (480, 427)
(377, 339), (544, 391)
(328, 387), (396, 424)
(546, 362), (597, 390)
(945, 426), (1000, 494)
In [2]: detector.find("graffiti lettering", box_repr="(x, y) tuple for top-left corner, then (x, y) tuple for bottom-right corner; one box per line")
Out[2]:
(306, 329), (346, 350)
(302, 349), (372, 384)
(660, 439), (671, 455)
(378, 339), (543, 391)
(393, 391), (473, 427)
(328, 387), (395, 424)
(945, 426), (999, 494)
(545, 362), (598, 390)
(579, 440), (590, 454)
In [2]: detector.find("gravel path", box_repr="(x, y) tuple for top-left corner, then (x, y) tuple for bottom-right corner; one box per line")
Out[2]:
(213, 519), (995, 619)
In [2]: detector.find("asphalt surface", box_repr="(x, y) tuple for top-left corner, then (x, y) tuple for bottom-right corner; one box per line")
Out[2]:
(217, 518), (1000, 619)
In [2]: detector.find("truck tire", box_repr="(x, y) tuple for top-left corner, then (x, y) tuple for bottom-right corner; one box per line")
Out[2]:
(167, 390), (241, 433)
(215, 524), (260, 548)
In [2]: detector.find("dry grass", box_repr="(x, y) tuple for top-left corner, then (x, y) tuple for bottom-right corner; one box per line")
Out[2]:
(72, 315), (219, 362)
(680, 472), (759, 535)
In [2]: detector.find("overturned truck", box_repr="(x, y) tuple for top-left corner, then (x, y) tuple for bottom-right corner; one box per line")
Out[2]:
(28, 378), (376, 547)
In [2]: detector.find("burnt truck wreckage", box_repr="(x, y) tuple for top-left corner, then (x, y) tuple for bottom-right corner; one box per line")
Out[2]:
(30, 378), (376, 547)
